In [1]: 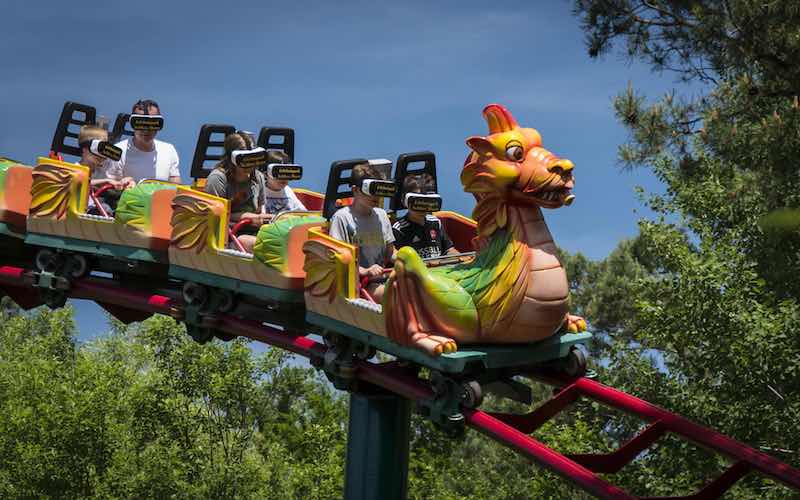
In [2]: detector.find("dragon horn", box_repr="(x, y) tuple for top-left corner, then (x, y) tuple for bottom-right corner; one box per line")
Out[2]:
(483, 104), (519, 133)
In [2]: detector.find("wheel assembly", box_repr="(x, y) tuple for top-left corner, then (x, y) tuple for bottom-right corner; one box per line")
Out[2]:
(562, 347), (587, 377)
(215, 289), (236, 313)
(460, 380), (483, 408)
(182, 282), (209, 308)
(65, 254), (89, 278)
(35, 249), (61, 273)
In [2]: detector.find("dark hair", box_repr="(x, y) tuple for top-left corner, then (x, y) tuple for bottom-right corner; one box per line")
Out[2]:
(350, 162), (384, 188)
(266, 150), (290, 165)
(402, 173), (435, 196)
(132, 98), (160, 114)
(214, 132), (257, 181)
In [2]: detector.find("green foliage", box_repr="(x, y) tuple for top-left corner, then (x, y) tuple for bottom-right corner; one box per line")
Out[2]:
(0, 305), (629, 498)
(0, 310), (347, 498)
(568, 1), (800, 497)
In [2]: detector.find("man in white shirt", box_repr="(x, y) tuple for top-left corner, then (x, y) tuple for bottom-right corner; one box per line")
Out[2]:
(105, 99), (181, 184)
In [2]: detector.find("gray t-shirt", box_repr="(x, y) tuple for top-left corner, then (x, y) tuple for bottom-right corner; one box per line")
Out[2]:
(329, 206), (395, 268)
(205, 168), (266, 215)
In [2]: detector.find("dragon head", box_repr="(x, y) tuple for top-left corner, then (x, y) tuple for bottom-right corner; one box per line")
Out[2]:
(461, 104), (575, 210)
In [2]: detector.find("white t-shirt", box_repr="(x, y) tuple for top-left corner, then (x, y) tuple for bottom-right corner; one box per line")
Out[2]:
(263, 186), (306, 214)
(104, 138), (180, 182)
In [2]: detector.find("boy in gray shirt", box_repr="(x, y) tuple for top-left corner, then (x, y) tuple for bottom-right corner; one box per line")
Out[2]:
(328, 162), (395, 302)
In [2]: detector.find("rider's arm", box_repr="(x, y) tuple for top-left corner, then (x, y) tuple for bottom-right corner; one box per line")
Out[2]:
(438, 220), (459, 256)
(167, 144), (181, 184)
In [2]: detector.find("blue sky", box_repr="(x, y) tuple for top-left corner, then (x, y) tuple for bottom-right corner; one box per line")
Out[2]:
(1, 0), (685, 338)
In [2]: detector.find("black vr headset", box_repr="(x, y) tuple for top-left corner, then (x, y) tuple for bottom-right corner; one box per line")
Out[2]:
(231, 147), (268, 169)
(404, 192), (442, 212)
(80, 139), (123, 162)
(360, 179), (396, 197)
(129, 114), (164, 131)
(266, 163), (303, 180)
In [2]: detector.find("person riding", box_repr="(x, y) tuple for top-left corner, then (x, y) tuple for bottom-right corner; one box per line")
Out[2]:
(77, 125), (127, 215)
(392, 173), (459, 259)
(328, 161), (396, 302)
(104, 98), (181, 184)
(204, 131), (269, 253)
(260, 149), (307, 220)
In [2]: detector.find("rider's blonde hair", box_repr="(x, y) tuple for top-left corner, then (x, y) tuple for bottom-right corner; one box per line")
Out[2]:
(78, 125), (108, 145)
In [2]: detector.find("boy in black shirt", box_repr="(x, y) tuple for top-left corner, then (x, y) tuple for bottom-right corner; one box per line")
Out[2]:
(392, 174), (459, 259)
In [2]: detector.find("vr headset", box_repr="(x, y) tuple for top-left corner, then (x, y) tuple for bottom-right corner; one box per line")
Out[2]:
(80, 139), (123, 162)
(129, 114), (164, 131)
(404, 192), (442, 212)
(231, 147), (268, 169)
(360, 179), (396, 197)
(266, 163), (303, 181)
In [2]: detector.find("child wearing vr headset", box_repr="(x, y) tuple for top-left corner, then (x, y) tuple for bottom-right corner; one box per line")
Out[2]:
(205, 131), (270, 253)
(78, 125), (127, 216)
(392, 173), (458, 259)
(104, 99), (181, 185)
(328, 161), (396, 302)
(261, 150), (306, 220)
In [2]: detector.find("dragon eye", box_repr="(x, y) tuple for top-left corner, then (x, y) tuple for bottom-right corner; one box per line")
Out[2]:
(505, 144), (524, 162)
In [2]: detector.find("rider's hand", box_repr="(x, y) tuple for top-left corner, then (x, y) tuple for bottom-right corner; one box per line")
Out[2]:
(121, 177), (136, 189)
(363, 264), (385, 278)
(241, 213), (264, 226)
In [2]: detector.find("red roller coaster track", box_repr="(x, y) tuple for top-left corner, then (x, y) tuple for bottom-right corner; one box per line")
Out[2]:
(0, 265), (797, 499)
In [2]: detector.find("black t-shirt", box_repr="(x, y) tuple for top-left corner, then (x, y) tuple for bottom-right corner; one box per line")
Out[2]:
(392, 214), (454, 259)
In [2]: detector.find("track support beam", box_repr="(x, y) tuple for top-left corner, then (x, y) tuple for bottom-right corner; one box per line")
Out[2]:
(345, 389), (411, 500)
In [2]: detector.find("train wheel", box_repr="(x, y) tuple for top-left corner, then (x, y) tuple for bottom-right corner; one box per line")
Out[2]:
(461, 380), (483, 408)
(216, 289), (236, 313)
(35, 249), (62, 273)
(65, 254), (89, 279)
(182, 282), (209, 308)
(563, 347), (587, 377)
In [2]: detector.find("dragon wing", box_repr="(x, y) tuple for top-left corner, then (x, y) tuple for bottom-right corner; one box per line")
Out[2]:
(170, 193), (225, 254)
(30, 162), (82, 219)
(303, 238), (354, 303)
(385, 247), (479, 349)
(436, 229), (529, 338)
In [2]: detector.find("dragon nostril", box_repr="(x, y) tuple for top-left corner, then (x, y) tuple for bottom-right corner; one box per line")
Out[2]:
(548, 160), (574, 175)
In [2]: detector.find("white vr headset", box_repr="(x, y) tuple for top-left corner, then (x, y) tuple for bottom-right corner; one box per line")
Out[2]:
(231, 147), (267, 168)
(404, 192), (442, 212)
(81, 139), (122, 161)
(266, 163), (303, 180)
(129, 114), (164, 131)
(360, 178), (396, 197)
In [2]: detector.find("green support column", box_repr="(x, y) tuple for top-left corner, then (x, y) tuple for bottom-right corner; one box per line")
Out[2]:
(344, 389), (411, 500)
